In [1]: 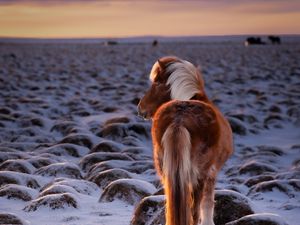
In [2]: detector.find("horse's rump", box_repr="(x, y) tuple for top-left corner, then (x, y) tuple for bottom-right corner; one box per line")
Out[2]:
(153, 100), (221, 151)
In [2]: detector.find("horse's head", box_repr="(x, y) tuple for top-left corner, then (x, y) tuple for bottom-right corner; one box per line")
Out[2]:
(138, 56), (205, 119)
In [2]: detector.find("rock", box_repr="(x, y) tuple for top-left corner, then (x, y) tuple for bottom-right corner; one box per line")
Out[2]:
(50, 121), (79, 136)
(0, 107), (11, 115)
(37, 144), (89, 158)
(244, 175), (275, 187)
(131, 195), (165, 225)
(227, 117), (247, 135)
(91, 140), (123, 153)
(0, 159), (36, 174)
(0, 171), (40, 189)
(0, 184), (37, 201)
(39, 184), (78, 197)
(275, 167), (300, 180)
(226, 213), (289, 225)
(127, 123), (150, 138)
(99, 179), (157, 205)
(59, 133), (94, 149)
(98, 122), (150, 141)
(105, 116), (130, 125)
(257, 145), (285, 156)
(149, 208), (165, 225)
(24, 193), (78, 211)
(0, 151), (25, 164)
(41, 178), (99, 196)
(87, 160), (154, 178)
(80, 152), (133, 171)
(0, 212), (26, 225)
(248, 179), (300, 198)
(88, 168), (133, 188)
(27, 156), (58, 169)
(269, 105), (282, 113)
(98, 123), (127, 141)
(226, 113), (258, 124)
(239, 161), (277, 176)
(214, 190), (255, 225)
(264, 114), (283, 126)
(34, 162), (82, 179)
(122, 147), (152, 160)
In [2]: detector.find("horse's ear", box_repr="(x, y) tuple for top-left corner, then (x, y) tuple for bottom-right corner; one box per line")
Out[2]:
(157, 59), (164, 69)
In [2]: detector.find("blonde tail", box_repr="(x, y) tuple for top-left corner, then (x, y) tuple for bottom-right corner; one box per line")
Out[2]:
(162, 124), (192, 225)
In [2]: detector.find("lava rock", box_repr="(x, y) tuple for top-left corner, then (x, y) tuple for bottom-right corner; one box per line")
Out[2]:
(59, 133), (94, 149)
(239, 161), (277, 176)
(80, 152), (133, 171)
(42, 178), (99, 196)
(214, 190), (255, 225)
(226, 213), (289, 225)
(0, 212), (26, 225)
(98, 122), (150, 141)
(244, 175), (275, 187)
(39, 183), (78, 197)
(0, 171), (40, 189)
(227, 117), (247, 135)
(37, 144), (89, 158)
(24, 193), (78, 211)
(0, 184), (36, 201)
(27, 156), (59, 169)
(248, 179), (300, 198)
(50, 121), (79, 136)
(87, 160), (154, 177)
(91, 140), (123, 153)
(131, 195), (165, 225)
(98, 123), (127, 141)
(88, 168), (133, 188)
(104, 116), (130, 125)
(34, 162), (82, 179)
(100, 179), (157, 205)
(0, 159), (36, 174)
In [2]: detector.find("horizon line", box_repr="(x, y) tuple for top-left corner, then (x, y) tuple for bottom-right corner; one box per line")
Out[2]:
(1, 34), (300, 40)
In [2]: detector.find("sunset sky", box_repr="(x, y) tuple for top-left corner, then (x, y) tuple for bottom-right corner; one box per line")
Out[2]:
(0, 0), (299, 38)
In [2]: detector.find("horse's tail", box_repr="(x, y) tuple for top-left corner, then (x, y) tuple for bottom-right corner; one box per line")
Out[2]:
(162, 124), (193, 225)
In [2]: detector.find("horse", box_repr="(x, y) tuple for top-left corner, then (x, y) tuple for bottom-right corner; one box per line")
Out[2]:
(137, 56), (233, 225)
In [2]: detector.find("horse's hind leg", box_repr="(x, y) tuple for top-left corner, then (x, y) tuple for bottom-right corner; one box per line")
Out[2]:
(200, 170), (216, 225)
(192, 180), (204, 225)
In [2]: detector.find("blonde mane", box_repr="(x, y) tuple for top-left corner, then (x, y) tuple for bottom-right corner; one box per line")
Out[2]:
(166, 60), (204, 101)
(149, 61), (160, 82)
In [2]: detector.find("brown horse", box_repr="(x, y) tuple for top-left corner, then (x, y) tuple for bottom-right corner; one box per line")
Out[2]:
(138, 56), (233, 225)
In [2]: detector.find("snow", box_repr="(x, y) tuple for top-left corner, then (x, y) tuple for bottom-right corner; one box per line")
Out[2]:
(0, 39), (299, 224)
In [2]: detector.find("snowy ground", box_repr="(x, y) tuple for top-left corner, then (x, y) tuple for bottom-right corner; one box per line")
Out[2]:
(0, 40), (299, 225)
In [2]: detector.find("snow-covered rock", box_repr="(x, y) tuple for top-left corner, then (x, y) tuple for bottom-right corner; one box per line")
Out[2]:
(88, 168), (133, 188)
(100, 179), (157, 205)
(226, 213), (289, 225)
(34, 162), (82, 179)
(0, 184), (37, 201)
(24, 193), (78, 211)
(214, 190), (256, 225)
(131, 195), (165, 225)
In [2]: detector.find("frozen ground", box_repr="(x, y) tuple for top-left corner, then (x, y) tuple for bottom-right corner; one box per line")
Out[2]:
(0, 40), (299, 225)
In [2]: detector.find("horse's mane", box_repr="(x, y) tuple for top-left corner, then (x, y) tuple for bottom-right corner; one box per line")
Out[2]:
(150, 59), (204, 101)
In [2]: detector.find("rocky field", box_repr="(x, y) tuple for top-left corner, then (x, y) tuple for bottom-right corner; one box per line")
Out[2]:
(0, 41), (299, 225)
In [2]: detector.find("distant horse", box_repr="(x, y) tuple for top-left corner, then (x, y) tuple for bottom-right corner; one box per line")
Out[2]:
(138, 56), (233, 225)
(268, 35), (281, 44)
(244, 37), (265, 46)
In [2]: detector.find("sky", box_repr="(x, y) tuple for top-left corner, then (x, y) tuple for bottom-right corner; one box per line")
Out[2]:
(0, 0), (299, 38)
